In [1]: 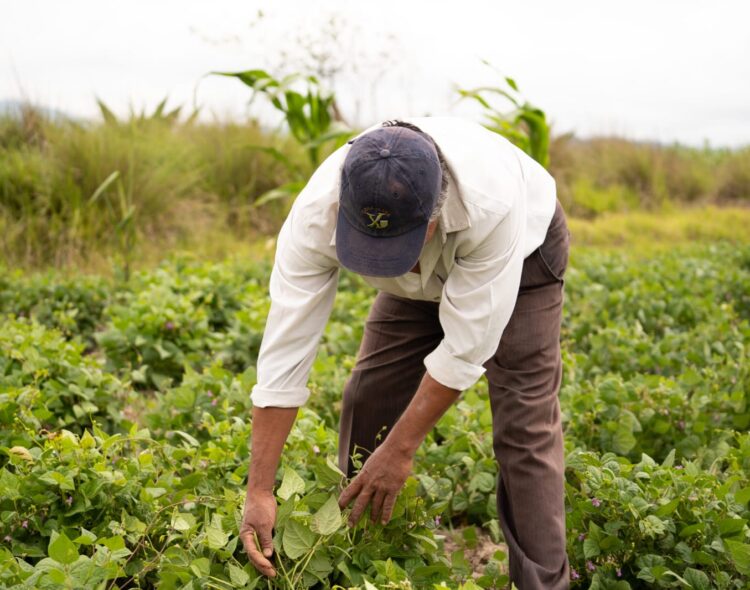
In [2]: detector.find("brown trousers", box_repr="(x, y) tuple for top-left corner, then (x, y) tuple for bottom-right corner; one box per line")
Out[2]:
(338, 201), (571, 590)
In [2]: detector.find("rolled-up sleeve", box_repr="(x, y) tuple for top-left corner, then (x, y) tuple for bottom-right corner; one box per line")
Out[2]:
(423, 198), (526, 391)
(250, 206), (340, 408)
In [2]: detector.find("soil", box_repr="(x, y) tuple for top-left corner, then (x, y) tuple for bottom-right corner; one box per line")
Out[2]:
(439, 524), (508, 578)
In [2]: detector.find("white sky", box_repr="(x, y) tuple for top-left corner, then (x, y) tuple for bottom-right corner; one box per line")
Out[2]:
(2, 0), (749, 147)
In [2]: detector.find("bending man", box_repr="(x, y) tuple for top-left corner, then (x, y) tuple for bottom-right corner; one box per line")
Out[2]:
(240, 117), (571, 590)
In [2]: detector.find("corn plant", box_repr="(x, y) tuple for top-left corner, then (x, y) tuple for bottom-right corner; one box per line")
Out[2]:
(457, 63), (551, 168)
(214, 69), (353, 206)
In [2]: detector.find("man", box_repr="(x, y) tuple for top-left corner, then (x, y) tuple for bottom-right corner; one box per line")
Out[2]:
(240, 117), (571, 590)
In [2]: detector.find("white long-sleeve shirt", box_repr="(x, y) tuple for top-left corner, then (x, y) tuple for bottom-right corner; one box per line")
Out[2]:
(251, 116), (557, 408)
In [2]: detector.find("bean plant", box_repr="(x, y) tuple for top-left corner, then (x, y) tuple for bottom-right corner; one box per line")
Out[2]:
(1, 244), (749, 588)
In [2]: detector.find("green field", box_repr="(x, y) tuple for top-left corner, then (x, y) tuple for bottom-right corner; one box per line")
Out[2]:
(1, 238), (749, 589)
(2, 95), (750, 588)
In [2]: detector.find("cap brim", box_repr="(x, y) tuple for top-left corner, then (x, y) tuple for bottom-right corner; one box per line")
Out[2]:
(335, 207), (427, 278)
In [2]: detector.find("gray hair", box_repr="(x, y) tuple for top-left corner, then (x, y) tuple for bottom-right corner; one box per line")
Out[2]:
(381, 120), (450, 222)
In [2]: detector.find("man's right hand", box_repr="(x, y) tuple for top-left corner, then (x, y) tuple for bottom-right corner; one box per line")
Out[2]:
(240, 488), (277, 577)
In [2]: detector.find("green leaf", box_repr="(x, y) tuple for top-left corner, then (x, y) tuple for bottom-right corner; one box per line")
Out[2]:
(734, 486), (750, 506)
(190, 557), (211, 578)
(679, 523), (704, 537)
(469, 472), (495, 493)
(206, 515), (229, 550)
(171, 513), (196, 532)
(252, 181), (306, 208)
(96, 97), (118, 124)
(228, 563), (249, 586)
(101, 536), (131, 560)
(661, 448), (676, 468)
(683, 568), (710, 590)
(172, 430), (199, 447)
(612, 425), (637, 454)
(49, 532), (79, 565)
(47, 568), (67, 584)
(277, 468), (306, 500)
(583, 537), (600, 559)
(142, 487), (167, 500)
(654, 498), (680, 517)
(39, 470), (75, 491)
(315, 456), (345, 487)
(726, 540), (750, 575)
(718, 517), (746, 537)
(311, 495), (342, 536)
(306, 552), (334, 578)
(73, 529), (97, 545)
(0, 469), (21, 500)
(282, 520), (315, 559)
(88, 171), (120, 205)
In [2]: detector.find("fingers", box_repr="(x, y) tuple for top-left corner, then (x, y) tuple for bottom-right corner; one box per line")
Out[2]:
(380, 493), (398, 524)
(257, 526), (274, 559)
(338, 476), (363, 509)
(369, 489), (386, 524)
(348, 487), (373, 526)
(240, 529), (276, 578)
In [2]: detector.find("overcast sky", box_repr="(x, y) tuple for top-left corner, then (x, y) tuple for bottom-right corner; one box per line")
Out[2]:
(2, 0), (749, 147)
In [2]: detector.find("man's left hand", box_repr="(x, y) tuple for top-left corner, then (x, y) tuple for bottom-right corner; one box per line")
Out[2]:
(338, 442), (413, 526)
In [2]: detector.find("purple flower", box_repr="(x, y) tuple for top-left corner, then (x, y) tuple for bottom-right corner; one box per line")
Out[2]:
(65, 495), (73, 506)
(164, 321), (175, 331)
(21, 520), (28, 529)
(570, 569), (580, 580)
(211, 398), (217, 406)
(312, 445), (320, 454)
(591, 497), (601, 508)
(675, 465), (684, 470)
(3, 535), (11, 543)
(434, 515), (442, 526)
(677, 420), (686, 431)
(578, 533), (586, 541)
(586, 560), (596, 572)
(616, 567), (622, 577)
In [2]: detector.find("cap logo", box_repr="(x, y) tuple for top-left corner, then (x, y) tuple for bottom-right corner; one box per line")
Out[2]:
(362, 207), (390, 230)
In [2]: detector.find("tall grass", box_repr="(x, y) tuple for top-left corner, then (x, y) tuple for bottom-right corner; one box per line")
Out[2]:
(0, 105), (748, 270)
(550, 136), (750, 217)
(0, 108), (298, 269)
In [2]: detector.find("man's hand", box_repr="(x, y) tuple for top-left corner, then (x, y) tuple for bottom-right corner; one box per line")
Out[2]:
(240, 488), (277, 577)
(241, 406), (297, 576)
(338, 442), (413, 526)
(339, 373), (460, 527)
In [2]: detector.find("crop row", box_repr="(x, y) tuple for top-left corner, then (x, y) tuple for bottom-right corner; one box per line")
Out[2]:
(1, 244), (749, 588)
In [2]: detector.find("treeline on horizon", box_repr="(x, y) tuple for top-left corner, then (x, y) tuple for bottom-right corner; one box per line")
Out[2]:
(1, 103), (749, 270)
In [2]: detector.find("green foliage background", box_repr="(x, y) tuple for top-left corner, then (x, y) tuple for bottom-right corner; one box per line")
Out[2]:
(1, 73), (750, 589)
(1, 100), (749, 272)
(1, 240), (750, 588)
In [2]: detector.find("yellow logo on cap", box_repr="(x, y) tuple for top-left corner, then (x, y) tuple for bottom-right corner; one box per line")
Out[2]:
(363, 208), (390, 230)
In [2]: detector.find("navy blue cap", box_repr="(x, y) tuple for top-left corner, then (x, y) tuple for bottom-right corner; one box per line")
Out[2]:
(336, 126), (442, 277)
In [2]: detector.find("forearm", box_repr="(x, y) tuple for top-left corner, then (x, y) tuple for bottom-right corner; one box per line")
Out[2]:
(247, 406), (298, 492)
(384, 372), (460, 456)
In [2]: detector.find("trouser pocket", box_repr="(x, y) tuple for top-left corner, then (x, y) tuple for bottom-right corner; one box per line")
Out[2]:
(537, 200), (570, 283)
